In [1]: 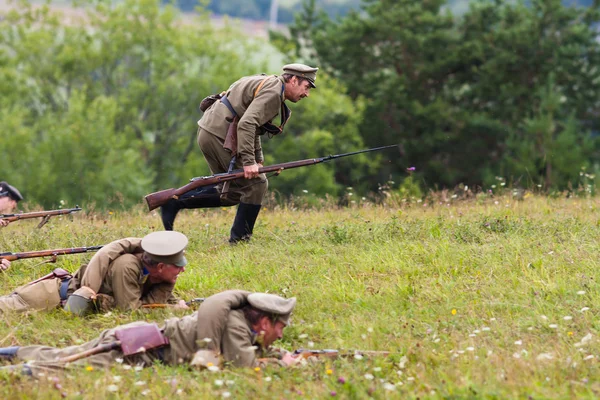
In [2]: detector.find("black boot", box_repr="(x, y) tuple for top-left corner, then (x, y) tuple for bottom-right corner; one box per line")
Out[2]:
(160, 185), (223, 231)
(229, 203), (262, 243)
(0, 346), (19, 361)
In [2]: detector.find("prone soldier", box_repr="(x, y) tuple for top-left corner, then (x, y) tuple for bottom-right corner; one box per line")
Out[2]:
(0, 290), (301, 374)
(0, 231), (190, 314)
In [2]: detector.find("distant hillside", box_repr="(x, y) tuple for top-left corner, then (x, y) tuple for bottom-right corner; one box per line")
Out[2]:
(168, 0), (594, 23)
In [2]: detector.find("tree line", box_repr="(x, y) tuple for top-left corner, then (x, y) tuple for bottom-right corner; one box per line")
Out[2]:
(273, 0), (600, 193)
(1, 0), (599, 209)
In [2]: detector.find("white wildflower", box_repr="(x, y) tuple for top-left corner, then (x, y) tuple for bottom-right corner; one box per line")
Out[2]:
(540, 315), (548, 320)
(225, 380), (235, 386)
(466, 347), (475, 352)
(307, 341), (314, 348)
(581, 307), (590, 312)
(482, 327), (491, 331)
(208, 365), (220, 372)
(383, 383), (396, 391)
(112, 376), (122, 382)
(407, 377), (415, 381)
(107, 385), (119, 392)
(364, 373), (374, 380)
(398, 355), (408, 368)
(367, 327), (374, 333)
(214, 380), (224, 387)
(354, 354), (363, 360)
(298, 334), (308, 339)
(564, 316), (573, 321)
(434, 338), (440, 343)
(265, 377), (272, 382)
(473, 330), (481, 334)
(115, 358), (124, 364)
(584, 355), (594, 360)
(222, 393), (231, 399)
(536, 353), (553, 361)
(134, 366), (143, 372)
(141, 390), (151, 396)
(577, 291), (586, 295)
(134, 381), (146, 386)
(515, 340), (522, 345)
(373, 367), (382, 372)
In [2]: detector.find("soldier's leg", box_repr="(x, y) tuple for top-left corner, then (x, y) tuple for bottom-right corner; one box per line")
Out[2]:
(160, 128), (236, 230)
(0, 279), (62, 313)
(229, 175), (268, 243)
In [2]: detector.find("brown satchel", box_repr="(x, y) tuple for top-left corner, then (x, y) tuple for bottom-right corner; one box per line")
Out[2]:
(28, 267), (72, 285)
(115, 323), (170, 356)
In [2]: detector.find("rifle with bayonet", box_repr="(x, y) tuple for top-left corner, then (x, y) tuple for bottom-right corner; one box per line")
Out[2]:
(291, 349), (392, 359)
(0, 206), (82, 228)
(0, 245), (103, 263)
(144, 145), (398, 212)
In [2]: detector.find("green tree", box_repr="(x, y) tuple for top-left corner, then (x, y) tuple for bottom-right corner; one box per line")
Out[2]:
(282, 0), (600, 191)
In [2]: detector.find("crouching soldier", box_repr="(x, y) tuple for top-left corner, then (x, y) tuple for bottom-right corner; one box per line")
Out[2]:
(0, 231), (190, 315)
(0, 290), (300, 375)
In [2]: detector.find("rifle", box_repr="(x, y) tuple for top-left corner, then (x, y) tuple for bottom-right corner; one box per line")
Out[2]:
(292, 349), (391, 359)
(0, 245), (103, 263)
(144, 145), (398, 212)
(0, 206), (82, 228)
(141, 297), (205, 309)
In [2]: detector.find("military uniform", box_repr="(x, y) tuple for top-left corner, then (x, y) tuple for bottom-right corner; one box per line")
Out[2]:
(0, 232), (188, 314)
(160, 64), (318, 243)
(2, 290), (296, 374)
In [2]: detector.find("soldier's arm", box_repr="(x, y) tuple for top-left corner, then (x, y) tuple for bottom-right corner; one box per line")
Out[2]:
(237, 84), (281, 166)
(109, 255), (145, 311)
(220, 316), (258, 368)
(195, 291), (251, 353)
(79, 238), (143, 293)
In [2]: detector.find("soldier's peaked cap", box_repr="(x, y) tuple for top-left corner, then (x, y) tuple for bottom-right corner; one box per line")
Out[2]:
(0, 182), (23, 202)
(248, 293), (297, 325)
(141, 231), (188, 267)
(282, 63), (319, 88)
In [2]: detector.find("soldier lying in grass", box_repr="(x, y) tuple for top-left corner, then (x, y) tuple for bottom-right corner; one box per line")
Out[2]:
(0, 290), (301, 375)
(0, 231), (190, 314)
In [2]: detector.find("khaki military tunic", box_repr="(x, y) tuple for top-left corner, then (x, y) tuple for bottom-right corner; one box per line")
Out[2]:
(197, 75), (286, 205)
(11, 291), (277, 373)
(0, 238), (177, 313)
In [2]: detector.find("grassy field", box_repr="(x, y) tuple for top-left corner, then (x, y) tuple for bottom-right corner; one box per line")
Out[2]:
(1, 194), (600, 398)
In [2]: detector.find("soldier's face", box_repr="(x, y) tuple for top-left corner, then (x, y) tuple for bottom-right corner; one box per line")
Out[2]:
(285, 77), (312, 103)
(157, 263), (185, 284)
(0, 197), (16, 214)
(258, 318), (286, 348)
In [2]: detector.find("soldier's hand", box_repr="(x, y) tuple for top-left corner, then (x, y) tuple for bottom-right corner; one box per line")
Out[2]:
(281, 352), (303, 366)
(243, 164), (260, 179)
(0, 259), (11, 271)
(0, 219), (9, 227)
(173, 299), (190, 310)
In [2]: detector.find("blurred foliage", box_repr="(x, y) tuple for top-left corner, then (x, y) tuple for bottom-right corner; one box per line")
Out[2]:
(0, 0), (369, 209)
(273, 0), (600, 194)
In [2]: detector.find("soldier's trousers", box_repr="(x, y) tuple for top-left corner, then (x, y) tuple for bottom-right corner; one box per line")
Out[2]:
(197, 127), (268, 205)
(0, 279), (62, 313)
(14, 321), (162, 375)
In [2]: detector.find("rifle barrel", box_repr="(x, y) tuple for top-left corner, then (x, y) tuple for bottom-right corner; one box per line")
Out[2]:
(0, 206), (82, 222)
(0, 245), (103, 261)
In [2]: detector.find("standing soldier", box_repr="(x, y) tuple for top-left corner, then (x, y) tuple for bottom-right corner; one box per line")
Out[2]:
(160, 64), (318, 243)
(0, 181), (23, 227)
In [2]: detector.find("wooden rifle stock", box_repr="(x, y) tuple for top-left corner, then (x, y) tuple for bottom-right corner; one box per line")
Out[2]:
(0, 245), (104, 262)
(144, 145), (398, 212)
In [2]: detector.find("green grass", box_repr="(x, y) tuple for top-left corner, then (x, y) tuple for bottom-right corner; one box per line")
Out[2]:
(1, 194), (600, 398)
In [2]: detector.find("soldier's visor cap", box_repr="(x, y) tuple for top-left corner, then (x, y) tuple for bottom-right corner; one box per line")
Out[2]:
(0, 182), (23, 202)
(142, 231), (188, 267)
(248, 293), (297, 325)
(282, 63), (318, 88)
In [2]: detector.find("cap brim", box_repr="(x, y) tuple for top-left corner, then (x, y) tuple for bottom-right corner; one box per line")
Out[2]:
(308, 80), (316, 88)
(174, 255), (187, 267)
